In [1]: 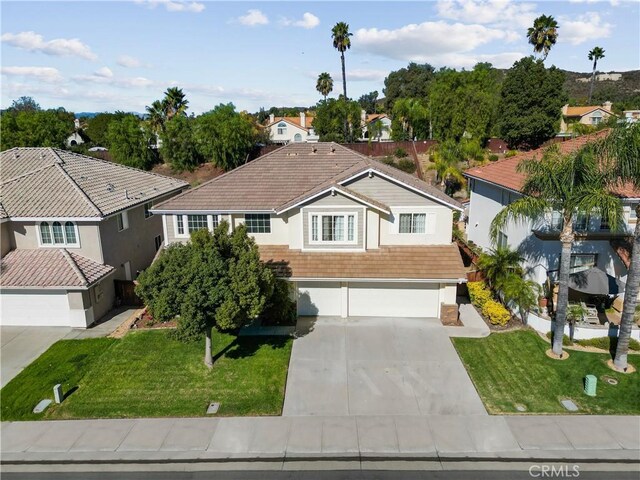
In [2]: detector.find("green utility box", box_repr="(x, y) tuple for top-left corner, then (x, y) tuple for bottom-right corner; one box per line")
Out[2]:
(584, 374), (597, 397)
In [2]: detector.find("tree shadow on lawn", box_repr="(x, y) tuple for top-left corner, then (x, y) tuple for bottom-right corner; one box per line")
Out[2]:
(212, 334), (290, 363)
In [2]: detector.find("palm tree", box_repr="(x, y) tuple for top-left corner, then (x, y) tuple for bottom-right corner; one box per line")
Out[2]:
(600, 124), (640, 371)
(145, 100), (167, 134)
(491, 145), (623, 357)
(332, 22), (352, 99)
(501, 274), (542, 325)
(477, 247), (524, 291)
(393, 98), (428, 140)
(527, 14), (559, 61)
(163, 87), (188, 119)
(316, 72), (334, 101)
(367, 119), (388, 144)
(588, 47), (605, 103)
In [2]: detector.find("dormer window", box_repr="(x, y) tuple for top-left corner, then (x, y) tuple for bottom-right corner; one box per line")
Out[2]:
(277, 122), (287, 135)
(39, 221), (79, 247)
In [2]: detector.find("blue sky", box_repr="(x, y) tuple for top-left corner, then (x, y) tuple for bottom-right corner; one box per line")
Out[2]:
(1, 0), (639, 113)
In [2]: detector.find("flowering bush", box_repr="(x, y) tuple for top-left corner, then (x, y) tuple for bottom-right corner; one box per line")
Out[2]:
(468, 281), (492, 309)
(481, 299), (511, 326)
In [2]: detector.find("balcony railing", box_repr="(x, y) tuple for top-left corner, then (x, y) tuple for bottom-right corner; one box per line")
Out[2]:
(533, 223), (633, 240)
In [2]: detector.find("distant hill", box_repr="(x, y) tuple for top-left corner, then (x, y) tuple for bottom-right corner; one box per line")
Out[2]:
(75, 112), (145, 119)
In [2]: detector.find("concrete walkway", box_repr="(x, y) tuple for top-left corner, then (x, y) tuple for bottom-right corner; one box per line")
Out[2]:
(448, 297), (490, 338)
(1, 415), (638, 464)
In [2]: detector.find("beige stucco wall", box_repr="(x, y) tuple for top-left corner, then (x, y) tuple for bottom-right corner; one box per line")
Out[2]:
(269, 122), (309, 143)
(232, 214), (288, 245)
(379, 207), (453, 246)
(345, 174), (441, 207)
(366, 210), (380, 249)
(1, 222), (12, 257)
(89, 276), (116, 322)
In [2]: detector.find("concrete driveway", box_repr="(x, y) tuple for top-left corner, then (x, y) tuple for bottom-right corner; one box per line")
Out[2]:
(282, 316), (487, 416)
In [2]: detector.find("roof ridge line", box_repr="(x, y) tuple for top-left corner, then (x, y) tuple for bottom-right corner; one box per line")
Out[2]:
(0, 162), (59, 186)
(53, 162), (104, 217)
(61, 249), (89, 287)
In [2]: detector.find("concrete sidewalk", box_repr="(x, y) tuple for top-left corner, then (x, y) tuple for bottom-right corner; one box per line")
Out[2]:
(2, 415), (638, 464)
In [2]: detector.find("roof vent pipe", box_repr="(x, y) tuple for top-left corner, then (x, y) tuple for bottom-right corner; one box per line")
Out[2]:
(124, 189), (129, 200)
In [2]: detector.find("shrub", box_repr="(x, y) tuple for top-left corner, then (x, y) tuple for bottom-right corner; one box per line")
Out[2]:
(488, 154), (499, 162)
(261, 279), (297, 326)
(481, 299), (511, 326)
(394, 147), (408, 158)
(396, 158), (417, 173)
(505, 150), (518, 158)
(381, 156), (395, 166)
(468, 281), (492, 309)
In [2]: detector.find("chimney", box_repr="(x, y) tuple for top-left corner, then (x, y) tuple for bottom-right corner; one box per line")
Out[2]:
(269, 113), (275, 123)
(602, 101), (612, 111)
(74, 118), (80, 130)
(361, 109), (366, 124)
(300, 111), (306, 128)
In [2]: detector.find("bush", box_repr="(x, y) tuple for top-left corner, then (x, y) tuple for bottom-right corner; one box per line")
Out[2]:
(396, 158), (417, 173)
(381, 156), (395, 166)
(505, 150), (518, 158)
(261, 279), (297, 326)
(468, 281), (493, 309)
(482, 299), (511, 326)
(488, 154), (499, 162)
(394, 147), (408, 158)
(576, 336), (640, 352)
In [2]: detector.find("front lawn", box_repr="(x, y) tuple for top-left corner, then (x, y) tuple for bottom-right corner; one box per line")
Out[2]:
(452, 330), (640, 415)
(1, 330), (292, 421)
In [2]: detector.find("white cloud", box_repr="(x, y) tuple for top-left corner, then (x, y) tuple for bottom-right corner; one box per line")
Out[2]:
(560, 12), (612, 45)
(568, 0), (620, 6)
(237, 9), (269, 26)
(355, 21), (511, 63)
(280, 12), (320, 29)
(135, 0), (205, 13)
(307, 69), (388, 82)
(0, 66), (63, 83)
(1, 31), (97, 60)
(117, 55), (143, 68)
(94, 67), (113, 78)
(73, 72), (155, 88)
(436, 0), (538, 29)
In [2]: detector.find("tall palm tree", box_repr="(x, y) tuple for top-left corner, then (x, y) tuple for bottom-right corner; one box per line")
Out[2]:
(527, 14), (559, 61)
(588, 47), (605, 103)
(145, 100), (167, 134)
(600, 124), (640, 371)
(316, 72), (334, 101)
(477, 247), (524, 291)
(491, 145), (622, 356)
(331, 22), (352, 99)
(163, 87), (188, 119)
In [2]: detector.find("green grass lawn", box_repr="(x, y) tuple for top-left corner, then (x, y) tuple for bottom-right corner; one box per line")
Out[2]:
(1, 330), (292, 421)
(452, 329), (640, 415)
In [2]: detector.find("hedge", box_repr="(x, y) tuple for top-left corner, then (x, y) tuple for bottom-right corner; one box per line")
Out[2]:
(468, 281), (511, 326)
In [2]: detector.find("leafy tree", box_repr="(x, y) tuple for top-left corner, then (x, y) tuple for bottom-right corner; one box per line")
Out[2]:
(9, 96), (40, 112)
(491, 145), (623, 357)
(316, 72), (334, 101)
(136, 223), (275, 367)
(358, 91), (378, 114)
(331, 22), (352, 99)
(160, 115), (201, 171)
(588, 46), (605, 104)
(383, 63), (435, 111)
(527, 14), (559, 61)
(477, 247), (524, 291)
(105, 114), (156, 170)
(367, 119), (388, 144)
(85, 113), (118, 147)
(428, 138), (482, 194)
(0, 108), (73, 150)
(194, 103), (260, 171)
(497, 57), (567, 149)
(312, 98), (362, 143)
(391, 98), (428, 140)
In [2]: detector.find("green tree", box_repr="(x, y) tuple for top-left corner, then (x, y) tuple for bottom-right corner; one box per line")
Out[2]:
(500, 274), (542, 325)
(367, 119), (388, 144)
(163, 86), (189, 119)
(331, 22), (352, 99)
(85, 113), (117, 147)
(105, 114), (156, 170)
(145, 100), (167, 135)
(490, 145), (623, 356)
(497, 57), (567, 149)
(194, 103), (259, 171)
(0, 109), (74, 150)
(358, 91), (378, 114)
(9, 96), (40, 112)
(477, 247), (524, 291)
(527, 14), (559, 61)
(599, 124), (640, 371)
(136, 223), (275, 367)
(312, 98), (362, 143)
(588, 46), (605, 104)
(391, 98), (428, 140)
(160, 115), (201, 171)
(383, 63), (435, 111)
(316, 72), (334, 101)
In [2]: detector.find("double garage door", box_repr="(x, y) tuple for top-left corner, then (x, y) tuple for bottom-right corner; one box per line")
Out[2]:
(297, 281), (440, 318)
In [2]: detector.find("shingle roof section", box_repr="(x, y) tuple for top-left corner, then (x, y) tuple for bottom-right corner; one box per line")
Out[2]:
(154, 142), (462, 213)
(0, 249), (114, 288)
(0, 147), (188, 219)
(259, 244), (467, 280)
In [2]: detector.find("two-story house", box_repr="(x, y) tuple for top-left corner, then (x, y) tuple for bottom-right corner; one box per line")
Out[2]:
(360, 111), (392, 142)
(152, 142), (466, 319)
(266, 112), (319, 144)
(0, 148), (188, 328)
(465, 132), (636, 290)
(559, 102), (616, 135)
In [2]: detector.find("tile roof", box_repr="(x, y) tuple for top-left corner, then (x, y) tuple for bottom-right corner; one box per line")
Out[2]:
(259, 244), (467, 280)
(0, 148), (188, 219)
(565, 106), (614, 117)
(154, 142), (462, 213)
(0, 249), (114, 289)
(267, 115), (315, 130)
(464, 130), (640, 198)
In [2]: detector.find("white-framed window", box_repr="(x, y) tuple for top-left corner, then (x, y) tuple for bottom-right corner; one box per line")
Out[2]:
(591, 112), (603, 125)
(187, 214), (208, 232)
(277, 122), (287, 135)
(570, 254), (597, 273)
(144, 202), (153, 219)
(497, 231), (508, 248)
(39, 221), (79, 247)
(550, 211), (563, 230)
(154, 235), (162, 251)
(294, 133), (303, 142)
(174, 214), (220, 237)
(117, 211), (129, 231)
(309, 212), (357, 244)
(398, 213), (426, 234)
(245, 214), (271, 233)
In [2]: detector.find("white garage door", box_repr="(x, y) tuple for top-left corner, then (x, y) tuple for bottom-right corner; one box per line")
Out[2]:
(297, 281), (341, 316)
(348, 282), (439, 318)
(1, 291), (70, 326)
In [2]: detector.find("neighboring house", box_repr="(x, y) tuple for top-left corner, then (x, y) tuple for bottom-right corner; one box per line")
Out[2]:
(623, 110), (640, 124)
(266, 112), (319, 144)
(0, 148), (188, 328)
(360, 111), (392, 142)
(559, 101), (616, 135)
(464, 132), (636, 289)
(153, 142), (466, 319)
(66, 119), (87, 147)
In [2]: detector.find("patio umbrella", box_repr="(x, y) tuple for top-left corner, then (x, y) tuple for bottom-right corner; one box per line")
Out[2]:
(568, 267), (625, 296)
